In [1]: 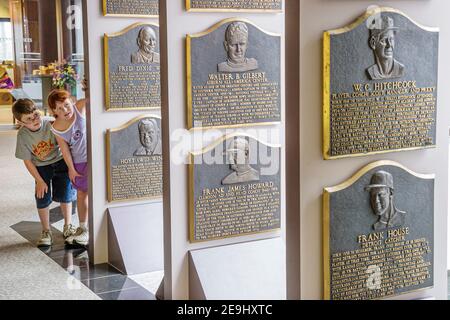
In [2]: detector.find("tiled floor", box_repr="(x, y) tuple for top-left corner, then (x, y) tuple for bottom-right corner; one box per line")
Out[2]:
(10, 221), (156, 300)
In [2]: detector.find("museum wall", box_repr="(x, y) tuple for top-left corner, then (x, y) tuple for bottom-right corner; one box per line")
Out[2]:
(300, 0), (449, 299)
(161, 1), (286, 299)
(83, 0), (161, 263)
(81, 0), (448, 299)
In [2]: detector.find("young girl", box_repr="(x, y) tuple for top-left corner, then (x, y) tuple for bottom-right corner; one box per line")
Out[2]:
(48, 88), (88, 246)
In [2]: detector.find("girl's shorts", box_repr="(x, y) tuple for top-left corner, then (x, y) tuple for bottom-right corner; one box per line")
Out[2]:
(73, 162), (88, 193)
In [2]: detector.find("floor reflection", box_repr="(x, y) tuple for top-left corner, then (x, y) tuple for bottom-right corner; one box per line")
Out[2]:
(11, 221), (156, 300)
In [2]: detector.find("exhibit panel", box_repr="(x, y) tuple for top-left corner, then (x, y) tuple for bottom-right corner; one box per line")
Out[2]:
(300, 0), (449, 300)
(81, 0), (449, 301)
(323, 160), (434, 300)
(103, 0), (159, 17)
(323, 7), (439, 160)
(104, 23), (161, 111)
(159, 0), (286, 299)
(84, 0), (163, 268)
(187, 18), (282, 129)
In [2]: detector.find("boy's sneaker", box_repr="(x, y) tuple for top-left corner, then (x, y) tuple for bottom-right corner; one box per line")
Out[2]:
(66, 227), (89, 246)
(37, 230), (53, 247)
(63, 224), (76, 240)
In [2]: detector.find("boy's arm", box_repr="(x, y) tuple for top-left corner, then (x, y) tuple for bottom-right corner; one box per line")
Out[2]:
(55, 135), (81, 183)
(23, 160), (48, 199)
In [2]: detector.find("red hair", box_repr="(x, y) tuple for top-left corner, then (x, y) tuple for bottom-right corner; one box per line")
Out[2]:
(47, 89), (72, 112)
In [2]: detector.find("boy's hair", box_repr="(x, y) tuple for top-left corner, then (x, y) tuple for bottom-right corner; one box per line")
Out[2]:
(47, 89), (72, 112)
(12, 98), (36, 121)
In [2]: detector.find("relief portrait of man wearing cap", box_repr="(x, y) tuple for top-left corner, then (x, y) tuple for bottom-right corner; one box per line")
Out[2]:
(366, 15), (405, 80)
(221, 138), (260, 185)
(365, 170), (407, 231)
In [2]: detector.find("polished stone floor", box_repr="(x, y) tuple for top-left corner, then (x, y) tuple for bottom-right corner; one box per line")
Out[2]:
(10, 221), (157, 300)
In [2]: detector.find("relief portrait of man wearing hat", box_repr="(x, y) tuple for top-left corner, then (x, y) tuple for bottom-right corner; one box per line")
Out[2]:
(365, 170), (407, 231)
(366, 15), (405, 80)
(221, 138), (260, 185)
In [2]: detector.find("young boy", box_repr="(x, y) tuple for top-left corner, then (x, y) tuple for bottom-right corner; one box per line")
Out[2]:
(13, 99), (77, 247)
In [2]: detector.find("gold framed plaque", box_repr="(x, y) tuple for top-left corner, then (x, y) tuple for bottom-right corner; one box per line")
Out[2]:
(106, 114), (163, 203)
(323, 7), (439, 159)
(187, 18), (282, 129)
(104, 23), (161, 111)
(189, 133), (282, 242)
(323, 160), (434, 300)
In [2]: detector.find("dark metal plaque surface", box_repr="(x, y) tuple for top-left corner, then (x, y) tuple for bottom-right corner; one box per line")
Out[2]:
(187, 18), (281, 129)
(189, 134), (281, 242)
(323, 7), (439, 159)
(103, 0), (158, 17)
(104, 23), (161, 111)
(106, 115), (162, 202)
(323, 161), (434, 300)
(186, 0), (282, 12)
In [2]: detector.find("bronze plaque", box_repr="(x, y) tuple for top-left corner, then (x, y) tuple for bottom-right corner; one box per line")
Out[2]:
(324, 161), (434, 300)
(189, 134), (281, 242)
(104, 23), (161, 111)
(106, 115), (162, 202)
(186, 0), (282, 12)
(187, 18), (281, 129)
(323, 7), (439, 159)
(103, 0), (158, 17)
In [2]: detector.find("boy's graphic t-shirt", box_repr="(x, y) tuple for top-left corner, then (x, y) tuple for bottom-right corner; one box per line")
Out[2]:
(15, 118), (63, 167)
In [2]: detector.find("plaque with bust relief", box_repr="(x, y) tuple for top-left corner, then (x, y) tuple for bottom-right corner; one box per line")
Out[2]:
(104, 23), (161, 111)
(323, 160), (434, 300)
(186, 0), (282, 12)
(187, 18), (281, 129)
(106, 115), (162, 202)
(189, 134), (281, 242)
(103, 0), (158, 17)
(323, 7), (439, 160)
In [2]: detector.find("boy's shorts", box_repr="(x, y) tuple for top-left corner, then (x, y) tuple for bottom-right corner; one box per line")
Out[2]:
(35, 159), (77, 209)
(73, 162), (88, 193)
